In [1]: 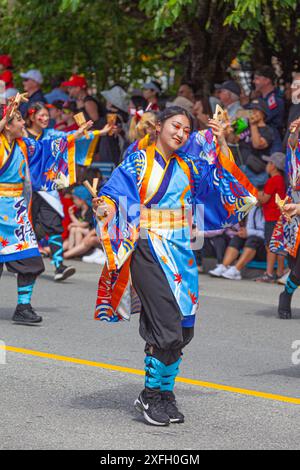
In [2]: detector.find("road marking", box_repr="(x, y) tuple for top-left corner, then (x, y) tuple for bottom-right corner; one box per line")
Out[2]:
(2, 345), (300, 405)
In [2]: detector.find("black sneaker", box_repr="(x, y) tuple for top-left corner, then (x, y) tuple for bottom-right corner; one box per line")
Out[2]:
(278, 291), (292, 319)
(54, 264), (76, 282)
(12, 304), (43, 325)
(161, 391), (184, 423)
(134, 389), (170, 426)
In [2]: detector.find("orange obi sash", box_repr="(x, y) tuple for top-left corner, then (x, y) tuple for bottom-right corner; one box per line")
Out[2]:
(0, 182), (23, 197)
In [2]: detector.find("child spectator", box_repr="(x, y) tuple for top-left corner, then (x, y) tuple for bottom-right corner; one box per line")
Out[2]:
(63, 186), (104, 263)
(256, 152), (286, 282)
(215, 206), (265, 280)
(49, 100), (66, 130)
(61, 101), (79, 132)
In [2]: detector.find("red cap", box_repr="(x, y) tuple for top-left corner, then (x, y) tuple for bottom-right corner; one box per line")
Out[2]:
(0, 55), (13, 68)
(61, 74), (87, 88)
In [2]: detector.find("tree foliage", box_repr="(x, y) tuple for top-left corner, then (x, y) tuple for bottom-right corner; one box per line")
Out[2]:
(0, 0), (299, 94)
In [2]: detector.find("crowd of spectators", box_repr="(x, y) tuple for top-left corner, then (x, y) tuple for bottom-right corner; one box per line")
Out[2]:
(1, 54), (298, 282)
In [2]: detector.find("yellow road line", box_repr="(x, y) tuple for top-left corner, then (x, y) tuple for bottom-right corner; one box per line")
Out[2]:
(2, 345), (300, 405)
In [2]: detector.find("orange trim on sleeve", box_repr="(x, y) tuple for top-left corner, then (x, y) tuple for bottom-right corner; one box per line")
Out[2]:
(216, 144), (258, 198)
(17, 138), (33, 224)
(140, 144), (155, 204)
(111, 256), (132, 311)
(67, 134), (76, 185)
(98, 195), (117, 271)
(84, 132), (100, 166)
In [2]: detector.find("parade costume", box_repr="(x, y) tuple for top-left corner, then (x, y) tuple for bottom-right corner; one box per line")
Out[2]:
(28, 127), (100, 281)
(0, 109), (99, 322)
(270, 138), (300, 318)
(94, 128), (257, 425)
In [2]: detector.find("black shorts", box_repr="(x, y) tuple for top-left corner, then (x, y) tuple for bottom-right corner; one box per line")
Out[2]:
(131, 236), (194, 365)
(229, 235), (265, 255)
(0, 256), (45, 281)
(264, 221), (277, 247)
(32, 193), (63, 240)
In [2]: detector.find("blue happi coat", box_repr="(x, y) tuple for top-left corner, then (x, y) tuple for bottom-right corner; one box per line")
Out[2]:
(94, 129), (257, 325)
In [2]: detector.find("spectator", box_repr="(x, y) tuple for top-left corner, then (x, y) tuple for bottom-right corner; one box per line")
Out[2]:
(215, 80), (242, 121)
(62, 74), (104, 127)
(166, 96), (194, 114)
(129, 94), (148, 115)
(63, 186), (105, 263)
(240, 99), (275, 187)
(61, 101), (79, 132)
(99, 85), (129, 165)
(256, 152), (286, 282)
(283, 72), (300, 148)
(215, 206), (265, 280)
(48, 100), (66, 130)
(192, 94), (212, 130)
(177, 81), (195, 103)
(45, 76), (69, 104)
(0, 55), (14, 90)
(19, 69), (47, 116)
(142, 79), (162, 111)
(202, 225), (240, 277)
(253, 65), (285, 152)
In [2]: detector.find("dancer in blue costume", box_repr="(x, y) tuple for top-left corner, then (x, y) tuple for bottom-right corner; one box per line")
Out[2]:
(93, 106), (257, 426)
(26, 102), (110, 281)
(270, 118), (300, 319)
(0, 99), (94, 324)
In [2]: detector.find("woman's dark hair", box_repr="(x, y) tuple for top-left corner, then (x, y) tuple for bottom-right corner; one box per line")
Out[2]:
(194, 93), (213, 117)
(157, 106), (194, 131)
(131, 95), (148, 111)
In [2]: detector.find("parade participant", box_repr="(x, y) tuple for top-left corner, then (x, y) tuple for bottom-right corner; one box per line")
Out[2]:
(272, 118), (300, 319)
(26, 101), (110, 281)
(0, 98), (93, 324)
(92, 106), (257, 426)
(125, 111), (157, 158)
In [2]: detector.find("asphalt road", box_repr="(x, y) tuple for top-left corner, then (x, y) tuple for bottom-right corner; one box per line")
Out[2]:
(1, 259), (300, 450)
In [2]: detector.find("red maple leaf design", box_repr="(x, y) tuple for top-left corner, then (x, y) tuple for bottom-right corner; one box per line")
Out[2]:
(1, 238), (9, 247)
(174, 273), (182, 284)
(16, 243), (23, 251)
(18, 216), (24, 225)
(188, 290), (197, 305)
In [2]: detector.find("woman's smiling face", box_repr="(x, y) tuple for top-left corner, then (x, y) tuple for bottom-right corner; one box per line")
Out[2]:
(157, 114), (191, 152)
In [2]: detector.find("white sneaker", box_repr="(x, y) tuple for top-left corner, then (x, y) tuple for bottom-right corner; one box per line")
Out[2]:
(222, 266), (242, 280)
(82, 249), (106, 264)
(209, 264), (228, 277)
(277, 271), (290, 285)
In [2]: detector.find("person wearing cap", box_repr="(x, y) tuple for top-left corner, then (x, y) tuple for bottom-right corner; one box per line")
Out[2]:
(239, 98), (275, 187)
(142, 80), (162, 111)
(19, 69), (47, 117)
(62, 75), (103, 125)
(45, 76), (69, 104)
(254, 66), (285, 153)
(215, 80), (242, 121)
(100, 85), (129, 166)
(256, 152), (286, 282)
